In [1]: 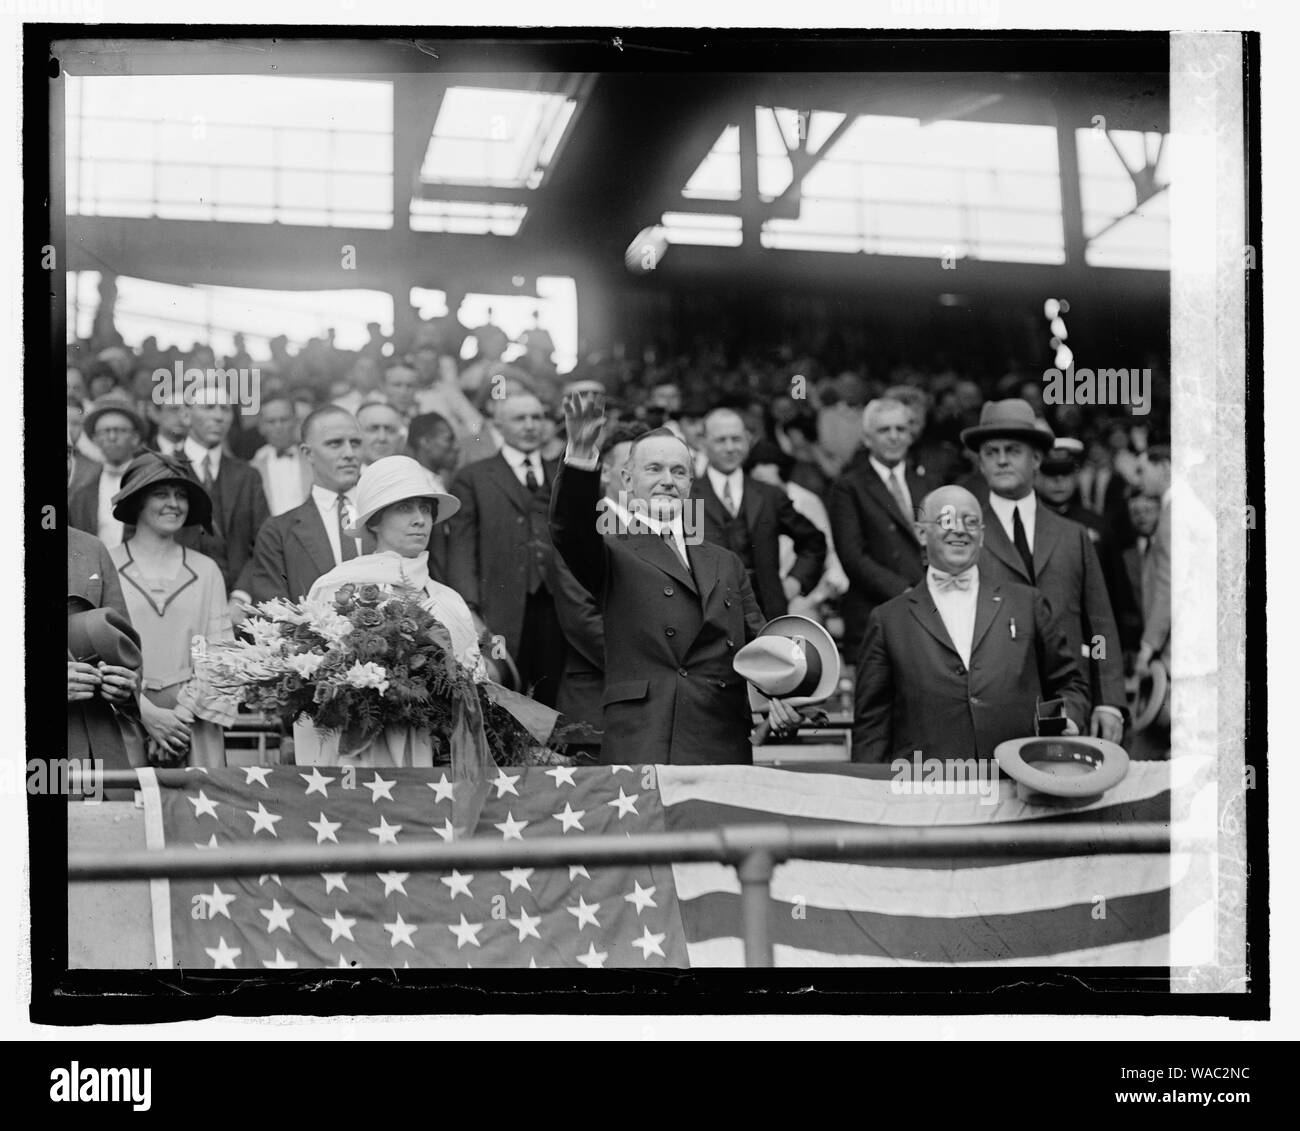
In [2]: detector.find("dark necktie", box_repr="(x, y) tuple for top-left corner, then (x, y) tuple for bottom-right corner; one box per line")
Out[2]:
(1012, 504), (1035, 585)
(337, 494), (358, 562)
(201, 452), (215, 491)
(524, 459), (540, 493)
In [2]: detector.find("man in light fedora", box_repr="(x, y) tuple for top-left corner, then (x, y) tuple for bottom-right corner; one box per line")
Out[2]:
(964, 400), (1127, 744)
(853, 485), (1088, 763)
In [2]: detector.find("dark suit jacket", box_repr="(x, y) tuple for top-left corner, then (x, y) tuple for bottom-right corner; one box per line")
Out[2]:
(551, 465), (765, 765)
(446, 451), (559, 658)
(176, 454), (269, 598)
(551, 546), (606, 745)
(852, 568), (1089, 762)
(977, 495), (1127, 717)
(692, 473), (826, 621)
(827, 460), (932, 660)
(248, 496), (376, 604)
(1140, 496), (1171, 657)
(67, 469), (102, 538)
(68, 452), (100, 496)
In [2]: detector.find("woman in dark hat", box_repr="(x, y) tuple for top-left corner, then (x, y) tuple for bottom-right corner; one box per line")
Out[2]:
(107, 452), (233, 767)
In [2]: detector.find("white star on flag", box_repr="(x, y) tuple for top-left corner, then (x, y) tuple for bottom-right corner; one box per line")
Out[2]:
(631, 926), (667, 959)
(204, 883), (236, 920)
(508, 907), (542, 942)
(263, 949), (298, 968)
(299, 767), (335, 797)
(624, 881), (657, 914)
(608, 788), (640, 818)
(205, 937), (240, 968)
(448, 914), (483, 949)
(245, 802), (282, 836)
(242, 766), (273, 787)
(545, 765), (577, 787)
(364, 773), (396, 802)
(552, 802), (585, 833)
(576, 943), (608, 968)
(377, 871), (410, 897)
(384, 913), (418, 948)
(337, 954), (353, 968)
(428, 774), (455, 803)
(368, 815), (403, 844)
(569, 864), (591, 881)
(500, 867), (534, 893)
(609, 765), (633, 774)
(322, 909), (357, 943)
(494, 811), (530, 841)
(566, 896), (601, 930)
(259, 874), (282, 886)
(322, 873), (348, 894)
(188, 790), (219, 819)
(259, 899), (295, 934)
(440, 870), (475, 899)
(308, 812), (342, 844)
(492, 769), (521, 798)
(183, 766), (210, 774)
(194, 834), (219, 850)
(432, 819), (455, 842)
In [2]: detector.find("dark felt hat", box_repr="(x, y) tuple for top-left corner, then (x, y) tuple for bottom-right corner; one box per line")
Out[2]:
(960, 399), (1055, 452)
(67, 607), (142, 670)
(110, 451), (214, 532)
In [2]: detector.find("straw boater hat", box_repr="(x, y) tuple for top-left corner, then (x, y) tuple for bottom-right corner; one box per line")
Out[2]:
(733, 615), (841, 710)
(960, 398), (1055, 452)
(110, 451), (214, 533)
(345, 455), (460, 537)
(83, 395), (146, 441)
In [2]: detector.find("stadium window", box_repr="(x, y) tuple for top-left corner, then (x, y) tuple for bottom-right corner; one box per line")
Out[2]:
(66, 75), (393, 228)
(1076, 128), (1170, 270)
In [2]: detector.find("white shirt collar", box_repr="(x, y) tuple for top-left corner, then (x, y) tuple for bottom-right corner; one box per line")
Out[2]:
(706, 465), (743, 502)
(868, 455), (905, 483)
(184, 435), (223, 469)
(500, 443), (539, 469)
(988, 489), (1036, 525)
(311, 483), (358, 508)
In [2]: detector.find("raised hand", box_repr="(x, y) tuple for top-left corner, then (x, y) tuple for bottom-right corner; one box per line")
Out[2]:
(561, 390), (606, 461)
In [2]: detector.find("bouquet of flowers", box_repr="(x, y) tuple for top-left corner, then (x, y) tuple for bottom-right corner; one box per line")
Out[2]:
(192, 582), (568, 766)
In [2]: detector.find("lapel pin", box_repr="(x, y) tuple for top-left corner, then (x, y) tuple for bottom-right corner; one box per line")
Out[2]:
(1010, 617), (1017, 640)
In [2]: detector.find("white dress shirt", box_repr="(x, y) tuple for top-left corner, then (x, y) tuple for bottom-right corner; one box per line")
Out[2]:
(706, 466), (744, 516)
(500, 443), (545, 489)
(310, 483), (362, 565)
(258, 443), (310, 516)
(926, 564), (979, 668)
(184, 436), (224, 485)
(95, 462), (130, 548)
(869, 455), (913, 519)
(987, 489), (1038, 551)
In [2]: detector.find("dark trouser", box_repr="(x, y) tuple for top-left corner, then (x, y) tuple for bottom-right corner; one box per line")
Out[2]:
(517, 586), (567, 708)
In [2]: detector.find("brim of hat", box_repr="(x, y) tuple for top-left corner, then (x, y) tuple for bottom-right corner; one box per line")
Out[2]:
(744, 614), (841, 709)
(994, 736), (1129, 798)
(111, 475), (214, 532)
(85, 404), (146, 438)
(960, 424), (1055, 452)
(1128, 658), (1170, 734)
(345, 492), (461, 538)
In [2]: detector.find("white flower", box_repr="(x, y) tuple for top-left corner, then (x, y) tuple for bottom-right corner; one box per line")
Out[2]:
(244, 617), (285, 649)
(286, 652), (326, 679)
(344, 661), (389, 695)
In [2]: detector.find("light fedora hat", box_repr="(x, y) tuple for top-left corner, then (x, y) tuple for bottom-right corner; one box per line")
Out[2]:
(345, 455), (460, 537)
(734, 614), (841, 710)
(995, 735), (1130, 803)
(1128, 657), (1171, 734)
(960, 398), (1055, 452)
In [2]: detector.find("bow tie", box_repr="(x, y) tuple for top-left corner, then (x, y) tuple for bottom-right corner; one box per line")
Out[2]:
(931, 569), (973, 592)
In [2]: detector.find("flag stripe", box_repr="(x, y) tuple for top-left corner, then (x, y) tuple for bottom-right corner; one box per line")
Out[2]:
(685, 936), (1171, 967)
(671, 852), (1183, 918)
(678, 888), (1170, 961)
(137, 767), (174, 970)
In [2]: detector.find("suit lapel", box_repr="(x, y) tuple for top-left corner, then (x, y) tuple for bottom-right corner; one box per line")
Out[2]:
(486, 452), (532, 514)
(694, 476), (729, 532)
(739, 475), (764, 533)
(863, 468), (913, 532)
(627, 530), (698, 596)
(970, 572), (1005, 655)
(906, 586), (960, 658)
(980, 506), (1032, 584)
(1032, 502), (1061, 576)
(291, 502), (336, 578)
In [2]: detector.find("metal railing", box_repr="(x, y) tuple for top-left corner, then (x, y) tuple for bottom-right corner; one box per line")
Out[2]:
(67, 770), (1171, 967)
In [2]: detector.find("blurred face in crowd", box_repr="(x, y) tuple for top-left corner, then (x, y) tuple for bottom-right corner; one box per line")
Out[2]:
(67, 368), (87, 402)
(357, 403), (405, 464)
(623, 433), (693, 522)
(702, 409), (750, 475)
(414, 345), (440, 381)
(136, 484), (190, 539)
(1136, 453), (1171, 499)
(371, 498), (434, 559)
(258, 397), (300, 453)
(415, 419), (458, 475)
(863, 402), (913, 468)
(92, 410), (139, 466)
(349, 356), (380, 393)
(979, 439), (1040, 500)
(151, 400), (191, 443)
(88, 369), (118, 400)
(189, 398), (234, 449)
(1128, 493), (1161, 538)
(600, 440), (635, 501)
(495, 394), (546, 454)
(67, 402), (84, 446)
(649, 383), (682, 416)
(1036, 463), (1079, 507)
(383, 366), (418, 413)
(916, 486), (985, 576)
(302, 410), (363, 493)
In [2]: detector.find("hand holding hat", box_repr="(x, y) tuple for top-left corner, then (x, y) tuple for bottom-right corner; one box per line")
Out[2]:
(733, 615), (841, 743)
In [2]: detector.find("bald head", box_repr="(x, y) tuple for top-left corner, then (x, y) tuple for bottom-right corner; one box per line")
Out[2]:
(916, 485), (985, 576)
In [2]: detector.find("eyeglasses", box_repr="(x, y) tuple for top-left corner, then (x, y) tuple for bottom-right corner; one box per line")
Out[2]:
(94, 426), (136, 438)
(917, 515), (985, 534)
